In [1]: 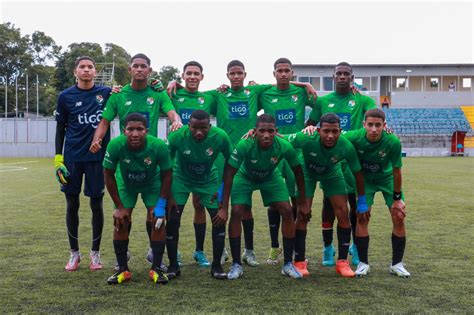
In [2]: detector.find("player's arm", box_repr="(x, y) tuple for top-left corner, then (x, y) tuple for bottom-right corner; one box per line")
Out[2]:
(53, 95), (70, 184)
(90, 118), (111, 153)
(290, 81), (317, 101)
(159, 90), (182, 131)
(305, 98), (321, 127)
(166, 80), (183, 97)
(213, 163), (238, 227)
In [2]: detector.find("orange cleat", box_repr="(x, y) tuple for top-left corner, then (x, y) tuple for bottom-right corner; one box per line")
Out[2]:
(336, 259), (355, 277)
(294, 260), (310, 277)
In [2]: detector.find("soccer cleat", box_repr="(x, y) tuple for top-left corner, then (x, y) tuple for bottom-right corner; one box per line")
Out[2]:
(177, 250), (183, 267)
(322, 244), (336, 266)
(227, 263), (244, 280)
(294, 260), (310, 277)
(349, 243), (360, 266)
(166, 265), (181, 280)
(266, 247), (282, 265)
(193, 251), (211, 267)
(221, 248), (230, 265)
(390, 262), (411, 278)
(355, 262), (370, 277)
(281, 262), (303, 279)
(149, 268), (169, 285)
(89, 250), (103, 271)
(242, 249), (260, 267)
(107, 270), (132, 284)
(65, 250), (81, 272)
(211, 264), (227, 280)
(336, 259), (356, 277)
(114, 250), (131, 271)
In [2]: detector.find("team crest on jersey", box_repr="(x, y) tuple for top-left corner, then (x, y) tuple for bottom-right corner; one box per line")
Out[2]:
(378, 151), (386, 158)
(198, 97), (205, 105)
(75, 101), (82, 107)
(328, 103), (335, 108)
(348, 100), (356, 107)
(206, 147), (214, 156)
(125, 100), (132, 106)
(270, 157), (278, 164)
(147, 97), (155, 105)
(292, 95), (298, 102)
(144, 157), (152, 166)
(96, 95), (104, 104)
(331, 156), (339, 163)
(271, 98), (278, 103)
(244, 89), (250, 96)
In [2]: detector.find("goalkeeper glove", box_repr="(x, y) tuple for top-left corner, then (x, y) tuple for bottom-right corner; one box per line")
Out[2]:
(217, 182), (224, 204)
(357, 195), (368, 213)
(148, 77), (164, 91)
(54, 154), (69, 185)
(153, 198), (167, 229)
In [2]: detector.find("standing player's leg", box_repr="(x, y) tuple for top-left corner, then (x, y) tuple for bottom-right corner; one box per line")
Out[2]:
(227, 205), (246, 280)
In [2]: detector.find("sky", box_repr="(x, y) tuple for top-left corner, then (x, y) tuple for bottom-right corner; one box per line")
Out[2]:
(1, 0), (473, 90)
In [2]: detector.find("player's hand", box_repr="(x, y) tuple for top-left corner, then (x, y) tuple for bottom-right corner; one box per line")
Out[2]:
(304, 83), (318, 101)
(149, 78), (164, 91)
(212, 208), (228, 226)
(248, 80), (257, 86)
(351, 86), (361, 95)
(217, 84), (229, 93)
(111, 85), (123, 94)
(113, 207), (130, 230)
(384, 127), (394, 134)
(391, 200), (406, 219)
(89, 138), (102, 153)
(297, 204), (312, 223)
(169, 120), (183, 132)
(167, 80), (178, 97)
(153, 198), (167, 230)
(241, 129), (255, 140)
(54, 154), (70, 185)
(302, 125), (317, 135)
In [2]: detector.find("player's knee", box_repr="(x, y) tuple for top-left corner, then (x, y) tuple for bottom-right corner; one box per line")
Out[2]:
(242, 210), (253, 220)
(279, 205), (293, 221)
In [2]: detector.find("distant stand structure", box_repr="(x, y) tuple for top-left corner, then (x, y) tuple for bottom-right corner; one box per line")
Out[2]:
(94, 61), (115, 87)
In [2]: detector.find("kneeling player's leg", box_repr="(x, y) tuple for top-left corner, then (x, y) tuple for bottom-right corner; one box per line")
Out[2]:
(207, 208), (226, 270)
(355, 206), (371, 265)
(273, 201), (296, 265)
(241, 209), (254, 251)
(294, 198), (311, 264)
(229, 205), (245, 265)
(113, 208), (133, 271)
(166, 205), (184, 270)
(389, 202), (406, 266)
(147, 207), (166, 270)
(267, 205), (281, 249)
(329, 195), (351, 260)
(192, 193), (207, 252)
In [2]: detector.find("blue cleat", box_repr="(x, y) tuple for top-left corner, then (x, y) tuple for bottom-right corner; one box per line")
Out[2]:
(227, 263), (244, 280)
(349, 243), (360, 266)
(322, 244), (336, 266)
(193, 250), (211, 267)
(281, 262), (303, 279)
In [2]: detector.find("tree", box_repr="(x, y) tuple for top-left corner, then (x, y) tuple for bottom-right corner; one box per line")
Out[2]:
(152, 65), (182, 88)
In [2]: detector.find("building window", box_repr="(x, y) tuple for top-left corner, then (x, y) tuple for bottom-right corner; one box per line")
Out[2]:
(299, 77), (310, 83)
(323, 77), (333, 91)
(430, 78), (439, 88)
(463, 78), (471, 88)
(396, 78), (406, 88)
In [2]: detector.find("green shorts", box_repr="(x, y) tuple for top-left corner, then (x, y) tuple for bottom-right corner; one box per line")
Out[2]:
(231, 171), (289, 207)
(303, 168), (347, 198)
(279, 159), (296, 198)
(118, 183), (161, 209)
(365, 177), (405, 208)
(172, 175), (220, 208)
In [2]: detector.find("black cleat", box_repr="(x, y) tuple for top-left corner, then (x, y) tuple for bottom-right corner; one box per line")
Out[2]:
(107, 269), (131, 285)
(149, 267), (168, 285)
(166, 265), (181, 280)
(211, 264), (227, 280)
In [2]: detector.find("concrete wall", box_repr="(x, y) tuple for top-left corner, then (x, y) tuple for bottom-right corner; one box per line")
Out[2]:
(390, 91), (474, 107)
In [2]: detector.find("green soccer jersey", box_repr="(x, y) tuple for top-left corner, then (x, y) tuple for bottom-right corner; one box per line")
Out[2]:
(103, 135), (172, 188)
(207, 84), (272, 145)
(309, 92), (376, 131)
(343, 128), (402, 182)
(167, 126), (232, 184)
(259, 84), (316, 134)
(171, 89), (216, 125)
(286, 132), (361, 180)
(229, 136), (299, 182)
(102, 84), (175, 137)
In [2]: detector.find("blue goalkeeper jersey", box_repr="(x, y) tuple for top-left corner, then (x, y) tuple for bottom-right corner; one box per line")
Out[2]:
(55, 85), (111, 162)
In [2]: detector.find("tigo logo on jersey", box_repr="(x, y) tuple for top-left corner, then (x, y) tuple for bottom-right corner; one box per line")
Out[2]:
(337, 113), (351, 131)
(229, 101), (249, 119)
(96, 95), (104, 104)
(144, 157), (152, 165)
(275, 109), (296, 126)
(292, 95), (298, 102)
(147, 97), (155, 105)
(270, 157), (278, 164)
(206, 147), (214, 156)
(77, 110), (103, 128)
(198, 97), (205, 105)
(348, 100), (356, 107)
(180, 109), (194, 125)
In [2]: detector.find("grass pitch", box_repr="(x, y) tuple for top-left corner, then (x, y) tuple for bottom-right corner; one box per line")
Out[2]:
(1, 157), (473, 313)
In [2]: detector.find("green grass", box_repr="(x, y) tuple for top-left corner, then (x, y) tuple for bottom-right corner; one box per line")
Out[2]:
(1, 157), (474, 313)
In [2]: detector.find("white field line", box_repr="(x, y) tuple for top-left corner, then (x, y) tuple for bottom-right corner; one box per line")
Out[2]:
(0, 161), (39, 166)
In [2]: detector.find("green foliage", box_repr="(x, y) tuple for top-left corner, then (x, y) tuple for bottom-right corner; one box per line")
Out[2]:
(151, 65), (182, 88)
(104, 43), (131, 86)
(1, 157), (473, 313)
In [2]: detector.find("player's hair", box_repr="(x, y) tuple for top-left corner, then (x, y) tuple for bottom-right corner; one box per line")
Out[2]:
(74, 56), (96, 68)
(365, 108), (386, 121)
(227, 60), (245, 71)
(124, 113), (147, 128)
(335, 61), (353, 72)
(130, 53), (151, 65)
(190, 109), (210, 122)
(319, 113), (340, 127)
(183, 61), (203, 73)
(256, 114), (276, 126)
(274, 57), (292, 69)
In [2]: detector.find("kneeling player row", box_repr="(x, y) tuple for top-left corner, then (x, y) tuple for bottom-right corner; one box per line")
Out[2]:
(102, 109), (409, 285)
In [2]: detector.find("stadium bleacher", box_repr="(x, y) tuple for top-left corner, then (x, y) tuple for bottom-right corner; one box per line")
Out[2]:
(384, 108), (472, 135)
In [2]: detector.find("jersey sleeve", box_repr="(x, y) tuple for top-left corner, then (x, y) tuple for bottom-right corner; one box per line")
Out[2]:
(55, 93), (68, 123)
(342, 138), (362, 173)
(204, 89), (219, 115)
(228, 139), (248, 169)
(282, 140), (300, 168)
(219, 130), (233, 160)
(308, 98), (322, 123)
(101, 94), (118, 122)
(103, 139), (120, 170)
(250, 84), (273, 95)
(363, 95), (377, 111)
(390, 135), (403, 168)
(155, 139), (173, 171)
(158, 90), (175, 114)
(342, 129), (358, 143)
(285, 132), (305, 149)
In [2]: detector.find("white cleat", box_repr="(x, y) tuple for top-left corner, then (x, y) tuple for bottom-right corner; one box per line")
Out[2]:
(355, 262), (370, 277)
(390, 262), (411, 278)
